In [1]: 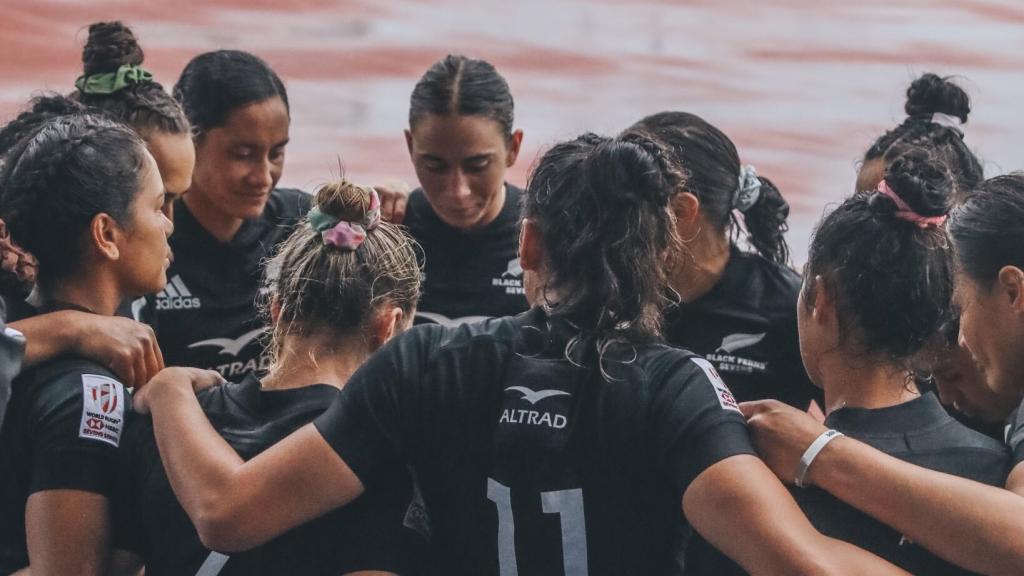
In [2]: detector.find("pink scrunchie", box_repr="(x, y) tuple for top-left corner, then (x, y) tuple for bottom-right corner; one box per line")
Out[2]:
(877, 180), (947, 229)
(319, 187), (381, 250)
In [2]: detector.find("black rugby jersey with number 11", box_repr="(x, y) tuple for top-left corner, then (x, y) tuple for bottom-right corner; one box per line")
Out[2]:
(135, 188), (311, 379)
(314, 307), (755, 574)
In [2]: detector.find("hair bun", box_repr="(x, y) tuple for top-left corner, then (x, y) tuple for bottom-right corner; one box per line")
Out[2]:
(878, 148), (953, 218)
(313, 180), (376, 223)
(82, 21), (144, 76)
(904, 73), (971, 124)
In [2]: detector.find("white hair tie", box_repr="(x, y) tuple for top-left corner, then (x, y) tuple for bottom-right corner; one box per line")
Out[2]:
(734, 164), (762, 212)
(930, 112), (964, 138)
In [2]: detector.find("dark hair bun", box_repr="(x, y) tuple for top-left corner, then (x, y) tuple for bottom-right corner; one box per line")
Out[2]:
(878, 148), (953, 218)
(586, 135), (674, 208)
(313, 180), (375, 223)
(82, 21), (144, 76)
(904, 73), (971, 123)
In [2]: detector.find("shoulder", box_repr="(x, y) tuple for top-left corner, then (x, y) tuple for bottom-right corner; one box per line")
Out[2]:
(264, 188), (312, 224)
(727, 250), (801, 315)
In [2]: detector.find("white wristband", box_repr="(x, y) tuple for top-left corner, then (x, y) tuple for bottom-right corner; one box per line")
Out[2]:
(794, 429), (843, 488)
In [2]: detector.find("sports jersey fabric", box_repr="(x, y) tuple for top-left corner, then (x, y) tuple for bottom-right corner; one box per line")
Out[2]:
(0, 314), (25, 430)
(314, 307), (755, 574)
(403, 184), (528, 326)
(0, 356), (130, 574)
(115, 374), (416, 576)
(664, 247), (819, 410)
(137, 188), (310, 379)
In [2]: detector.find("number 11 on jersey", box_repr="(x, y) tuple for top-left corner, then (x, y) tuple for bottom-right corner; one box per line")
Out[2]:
(487, 478), (589, 576)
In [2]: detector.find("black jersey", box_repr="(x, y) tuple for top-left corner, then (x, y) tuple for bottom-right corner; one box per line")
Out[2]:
(1006, 398), (1024, 467)
(404, 184), (529, 326)
(114, 374), (417, 576)
(664, 247), (819, 410)
(799, 393), (1008, 576)
(135, 188), (310, 379)
(690, 392), (1010, 576)
(313, 307), (755, 574)
(0, 357), (130, 574)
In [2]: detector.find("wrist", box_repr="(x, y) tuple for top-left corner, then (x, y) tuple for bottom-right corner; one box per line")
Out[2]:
(795, 429), (844, 488)
(801, 434), (849, 488)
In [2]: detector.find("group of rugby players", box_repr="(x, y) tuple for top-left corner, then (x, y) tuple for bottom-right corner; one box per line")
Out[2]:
(0, 19), (1023, 576)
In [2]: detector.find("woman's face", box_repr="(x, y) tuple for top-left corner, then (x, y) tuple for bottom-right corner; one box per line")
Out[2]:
(191, 97), (290, 220)
(406, 114), (522, 231)
(929, 344), (1020, 423)
(145, 130), (196, 220)
(117, 150), (174, 296)
(796, 279), (826, 388)
(955, 268), (1024, 398)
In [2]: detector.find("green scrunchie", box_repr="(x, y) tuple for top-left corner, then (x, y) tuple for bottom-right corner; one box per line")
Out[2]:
(74, 64), (154, 95)
(307, 206), (339, 232)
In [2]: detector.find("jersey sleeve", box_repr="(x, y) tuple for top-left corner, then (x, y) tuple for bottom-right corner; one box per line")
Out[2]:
(27, 370), (130, 497)
(652, 354), (757, 497)
(313, 326), (436, 490)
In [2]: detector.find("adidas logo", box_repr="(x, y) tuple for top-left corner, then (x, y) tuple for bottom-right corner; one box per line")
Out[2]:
(155, 275), (202, 310)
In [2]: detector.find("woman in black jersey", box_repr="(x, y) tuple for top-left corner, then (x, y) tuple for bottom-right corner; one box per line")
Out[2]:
(136, 132), (908, 575)
(743, 173), (1024, 574)
(0, 21), (196, 388)
(399, 55), (529, 325)
(854, 74), (1011, 434)
(0, 113), (172, 575)
(137, 49), (311, 380)
(114, 180), (421, 575)
(624, 113), (818, 411)
(789, 149), (1008, 575)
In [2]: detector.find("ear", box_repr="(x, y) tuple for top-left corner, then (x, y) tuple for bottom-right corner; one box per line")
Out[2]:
(269, 296), (282, 326)
(809, 275), (833, 324)
(506, 129), (524, 167)
(998, 266), (1024, 314)
(519, 218), (543, 273)
(90, 213), (123, 262)
(370, 306), (405, 350)
(404, 129), (414, 158)
(671, 192), (701, 238)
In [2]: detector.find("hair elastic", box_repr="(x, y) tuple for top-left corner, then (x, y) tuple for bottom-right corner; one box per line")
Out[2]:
(734, 164), (762, 212)
(307, 187), (381, 250)
(929, 112), (964, 138)
(74, 64), (153, 95)
(877, 180), (947, 229)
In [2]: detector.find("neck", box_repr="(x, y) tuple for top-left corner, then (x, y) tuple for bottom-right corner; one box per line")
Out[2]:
(260, 333), (369, 391)
(183, 188), (245, 243)
(42, 270), (122, 316)
(818, 349), (920, 414)
(670, 228), (731, 303)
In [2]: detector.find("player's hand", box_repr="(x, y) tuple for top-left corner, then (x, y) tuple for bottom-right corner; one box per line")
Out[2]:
(71, 313), (164, 390)
(373, 179), (411, 224)
(133, 366), (225, 415)
(740, 399), (828, 484)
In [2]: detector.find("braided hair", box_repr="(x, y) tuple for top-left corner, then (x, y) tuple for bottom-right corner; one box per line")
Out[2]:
(0, 114), (146, 286)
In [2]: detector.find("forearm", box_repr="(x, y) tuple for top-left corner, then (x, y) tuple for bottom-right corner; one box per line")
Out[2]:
(809, 437), (1024, 575)
(146, 382), (251, 544)
(11, 312), (75, 368)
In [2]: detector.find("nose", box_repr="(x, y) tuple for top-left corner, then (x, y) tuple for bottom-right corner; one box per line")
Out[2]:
(446, 169), (471, 200)
(247, 156), (275, 191)
(163, 212), (174, 238)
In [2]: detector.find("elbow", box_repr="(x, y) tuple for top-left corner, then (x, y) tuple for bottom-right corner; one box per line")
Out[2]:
(192, 501), (259, 553)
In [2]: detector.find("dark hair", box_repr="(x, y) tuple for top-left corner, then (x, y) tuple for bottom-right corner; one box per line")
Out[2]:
(409, 54), (514, 141)
(73, 21), (190, 137)
(864, 73), (983, 193)
(173, 50), (289, 134)
(0, 114), (146, 286)
(0, 94), (87, 163)
(628, 111), (791, 265)
(523, 132), (681, 366)
(264, 180), (420, 355)
(949, 174), (1024, 287)
(805, 148), (954, 361)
